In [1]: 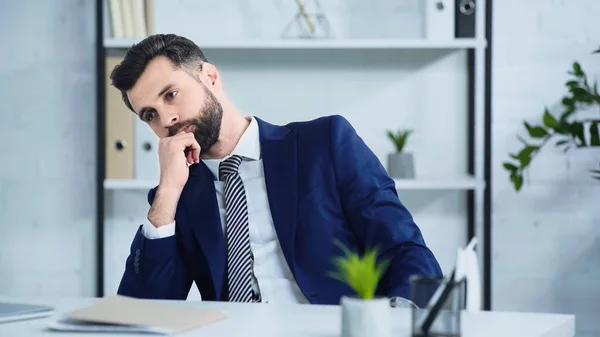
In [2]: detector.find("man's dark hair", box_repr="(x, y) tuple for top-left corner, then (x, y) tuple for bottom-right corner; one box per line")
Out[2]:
(109, 34), (208, 112)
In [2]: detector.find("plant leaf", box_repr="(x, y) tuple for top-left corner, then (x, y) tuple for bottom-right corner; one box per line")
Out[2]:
(570, 122), (586, 146)
(503, 162), (518, 171)
(329, 242), (389, 300)
(572, 62), (583, 77)
(517, 146), (538, 168)
(510, 173), (523, 191)
(543, 109), (559, 129)
(528, 126), (548, 138)
(565, 81), (578, 90)
(590, 122), (600, 146)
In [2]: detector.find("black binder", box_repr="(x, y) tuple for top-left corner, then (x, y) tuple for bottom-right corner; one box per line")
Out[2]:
(455, 0), (476, 38)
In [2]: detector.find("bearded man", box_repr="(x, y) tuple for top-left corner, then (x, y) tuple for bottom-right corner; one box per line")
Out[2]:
(109, 33), (442, 307)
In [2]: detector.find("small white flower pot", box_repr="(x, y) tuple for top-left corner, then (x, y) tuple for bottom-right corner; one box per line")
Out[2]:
(340, 296), (391, 337)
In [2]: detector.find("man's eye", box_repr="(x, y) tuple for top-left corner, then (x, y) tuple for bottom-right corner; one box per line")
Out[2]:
(166, 91), (177, 101)
(145, 111), (155, 122)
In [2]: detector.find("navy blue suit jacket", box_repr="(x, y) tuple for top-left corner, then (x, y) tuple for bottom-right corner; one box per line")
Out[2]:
(117, 115), (442, 304)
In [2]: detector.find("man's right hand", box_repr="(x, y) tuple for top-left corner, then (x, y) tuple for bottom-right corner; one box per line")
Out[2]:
(148, 131), (201, 228)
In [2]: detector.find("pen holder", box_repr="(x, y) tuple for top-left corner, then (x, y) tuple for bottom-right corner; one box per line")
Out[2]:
(409, 275), (465, 337)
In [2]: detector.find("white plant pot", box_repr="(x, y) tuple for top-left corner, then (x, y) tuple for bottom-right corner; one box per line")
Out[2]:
(340, 296), (391, 337)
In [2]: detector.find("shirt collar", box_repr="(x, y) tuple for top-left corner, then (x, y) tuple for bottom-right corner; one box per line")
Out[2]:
(230, 115), (261, 161)
(203, 116), (261, 179)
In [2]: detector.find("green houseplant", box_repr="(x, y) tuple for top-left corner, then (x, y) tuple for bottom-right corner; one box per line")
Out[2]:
(330, 240), (391, 337)
(503, 47), (600, 191)
(386, 129), (415, 179)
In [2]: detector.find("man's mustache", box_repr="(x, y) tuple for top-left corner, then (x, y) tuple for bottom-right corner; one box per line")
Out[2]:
(168, 119), (196, 137)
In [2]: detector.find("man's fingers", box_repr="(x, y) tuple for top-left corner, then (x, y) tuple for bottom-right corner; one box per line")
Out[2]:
(180, 133), (200, 163)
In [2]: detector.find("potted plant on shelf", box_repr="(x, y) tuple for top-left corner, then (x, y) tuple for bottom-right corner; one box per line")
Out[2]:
(329, 240), (391, 337)
(386, 129), (415, 179)
(503, 46), (600, 191)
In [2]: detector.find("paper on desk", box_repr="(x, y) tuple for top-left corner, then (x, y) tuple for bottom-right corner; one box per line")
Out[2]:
(460, 238), (481, 311)
(47, 295), (227, 335)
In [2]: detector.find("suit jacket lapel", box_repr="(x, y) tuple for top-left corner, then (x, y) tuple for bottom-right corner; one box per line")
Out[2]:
(184, 163), (226, 300)
(255, 117), (298, 274)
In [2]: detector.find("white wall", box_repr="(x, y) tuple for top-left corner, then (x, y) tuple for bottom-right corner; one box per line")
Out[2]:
(0, 0), (96, 296)
(492, 1), (600, 336)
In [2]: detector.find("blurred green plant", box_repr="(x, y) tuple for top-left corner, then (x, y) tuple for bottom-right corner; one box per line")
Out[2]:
(503, 47), (600, 191)
(387, 129), (413, 153)
(328, 240), (390, 300)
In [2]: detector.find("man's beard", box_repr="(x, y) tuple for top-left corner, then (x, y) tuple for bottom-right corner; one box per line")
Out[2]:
(168, 85), (223, 156)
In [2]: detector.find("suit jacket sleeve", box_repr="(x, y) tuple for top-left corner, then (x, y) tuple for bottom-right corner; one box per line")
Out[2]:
(329, 115), (443, 299)
(116, 187), (193, 299)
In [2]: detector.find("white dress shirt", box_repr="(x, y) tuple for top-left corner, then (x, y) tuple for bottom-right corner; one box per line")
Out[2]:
(142, 117), (309, 304)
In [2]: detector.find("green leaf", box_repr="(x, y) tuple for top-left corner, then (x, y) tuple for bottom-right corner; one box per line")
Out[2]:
(565, 80), (578, 88)
(562, 96), (575, 107)
(570, 122), (586, 146)
(590, 122), (600, 146)
(517, 145), (538, 168)
(510, 173), (524, 191)
(329, 241), (390, 300)
(555, 120), (572, 134)
(503, 162), (518, 171)
(387, 129), (412, 153)
(573, 62), (583, 76)
(528, 126), (548, 138)
(571, 87), (591, 99)
(543, 109), (559, 129)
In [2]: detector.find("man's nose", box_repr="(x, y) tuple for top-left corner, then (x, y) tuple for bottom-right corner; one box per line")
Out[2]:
(161, 109), (179, 128)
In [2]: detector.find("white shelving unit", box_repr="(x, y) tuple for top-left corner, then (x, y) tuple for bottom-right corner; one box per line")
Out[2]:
(97, 0), (492, 310)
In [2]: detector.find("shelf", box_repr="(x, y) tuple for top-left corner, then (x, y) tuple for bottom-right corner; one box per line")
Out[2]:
(104, 175), (485, 191)
(103, 38), (487, 50)
(393, 175), (485, 190)
(104, 179), (157, 190)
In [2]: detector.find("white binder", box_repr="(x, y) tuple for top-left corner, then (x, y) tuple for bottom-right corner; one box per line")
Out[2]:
(134, 118), (160, 181)
(424, 0), (455, 40)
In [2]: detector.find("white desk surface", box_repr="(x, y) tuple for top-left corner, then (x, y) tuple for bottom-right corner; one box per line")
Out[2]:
(0, 297), (575, 337)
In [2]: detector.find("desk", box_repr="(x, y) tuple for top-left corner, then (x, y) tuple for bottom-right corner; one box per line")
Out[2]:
(0, 297), (575, 337)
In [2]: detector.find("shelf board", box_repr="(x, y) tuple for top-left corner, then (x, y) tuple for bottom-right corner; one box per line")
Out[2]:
(104, 179), (157, 190)
(393, 175), (485, 190)
(104, 175), (485, 191)
(104, 38), (486, 50)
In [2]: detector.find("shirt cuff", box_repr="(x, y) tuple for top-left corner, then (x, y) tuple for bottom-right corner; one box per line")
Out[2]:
(390, 297), (419, 309)
(142, 221), (176, 239)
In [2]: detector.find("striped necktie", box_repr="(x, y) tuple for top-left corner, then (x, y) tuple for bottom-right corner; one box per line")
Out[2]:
(219, 155), (256, 302)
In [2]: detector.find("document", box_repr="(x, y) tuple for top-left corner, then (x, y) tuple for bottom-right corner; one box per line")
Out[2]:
(47, 295), (227, 334)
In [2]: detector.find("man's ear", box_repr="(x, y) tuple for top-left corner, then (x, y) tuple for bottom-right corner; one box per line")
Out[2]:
(201, 62), (220, 87)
